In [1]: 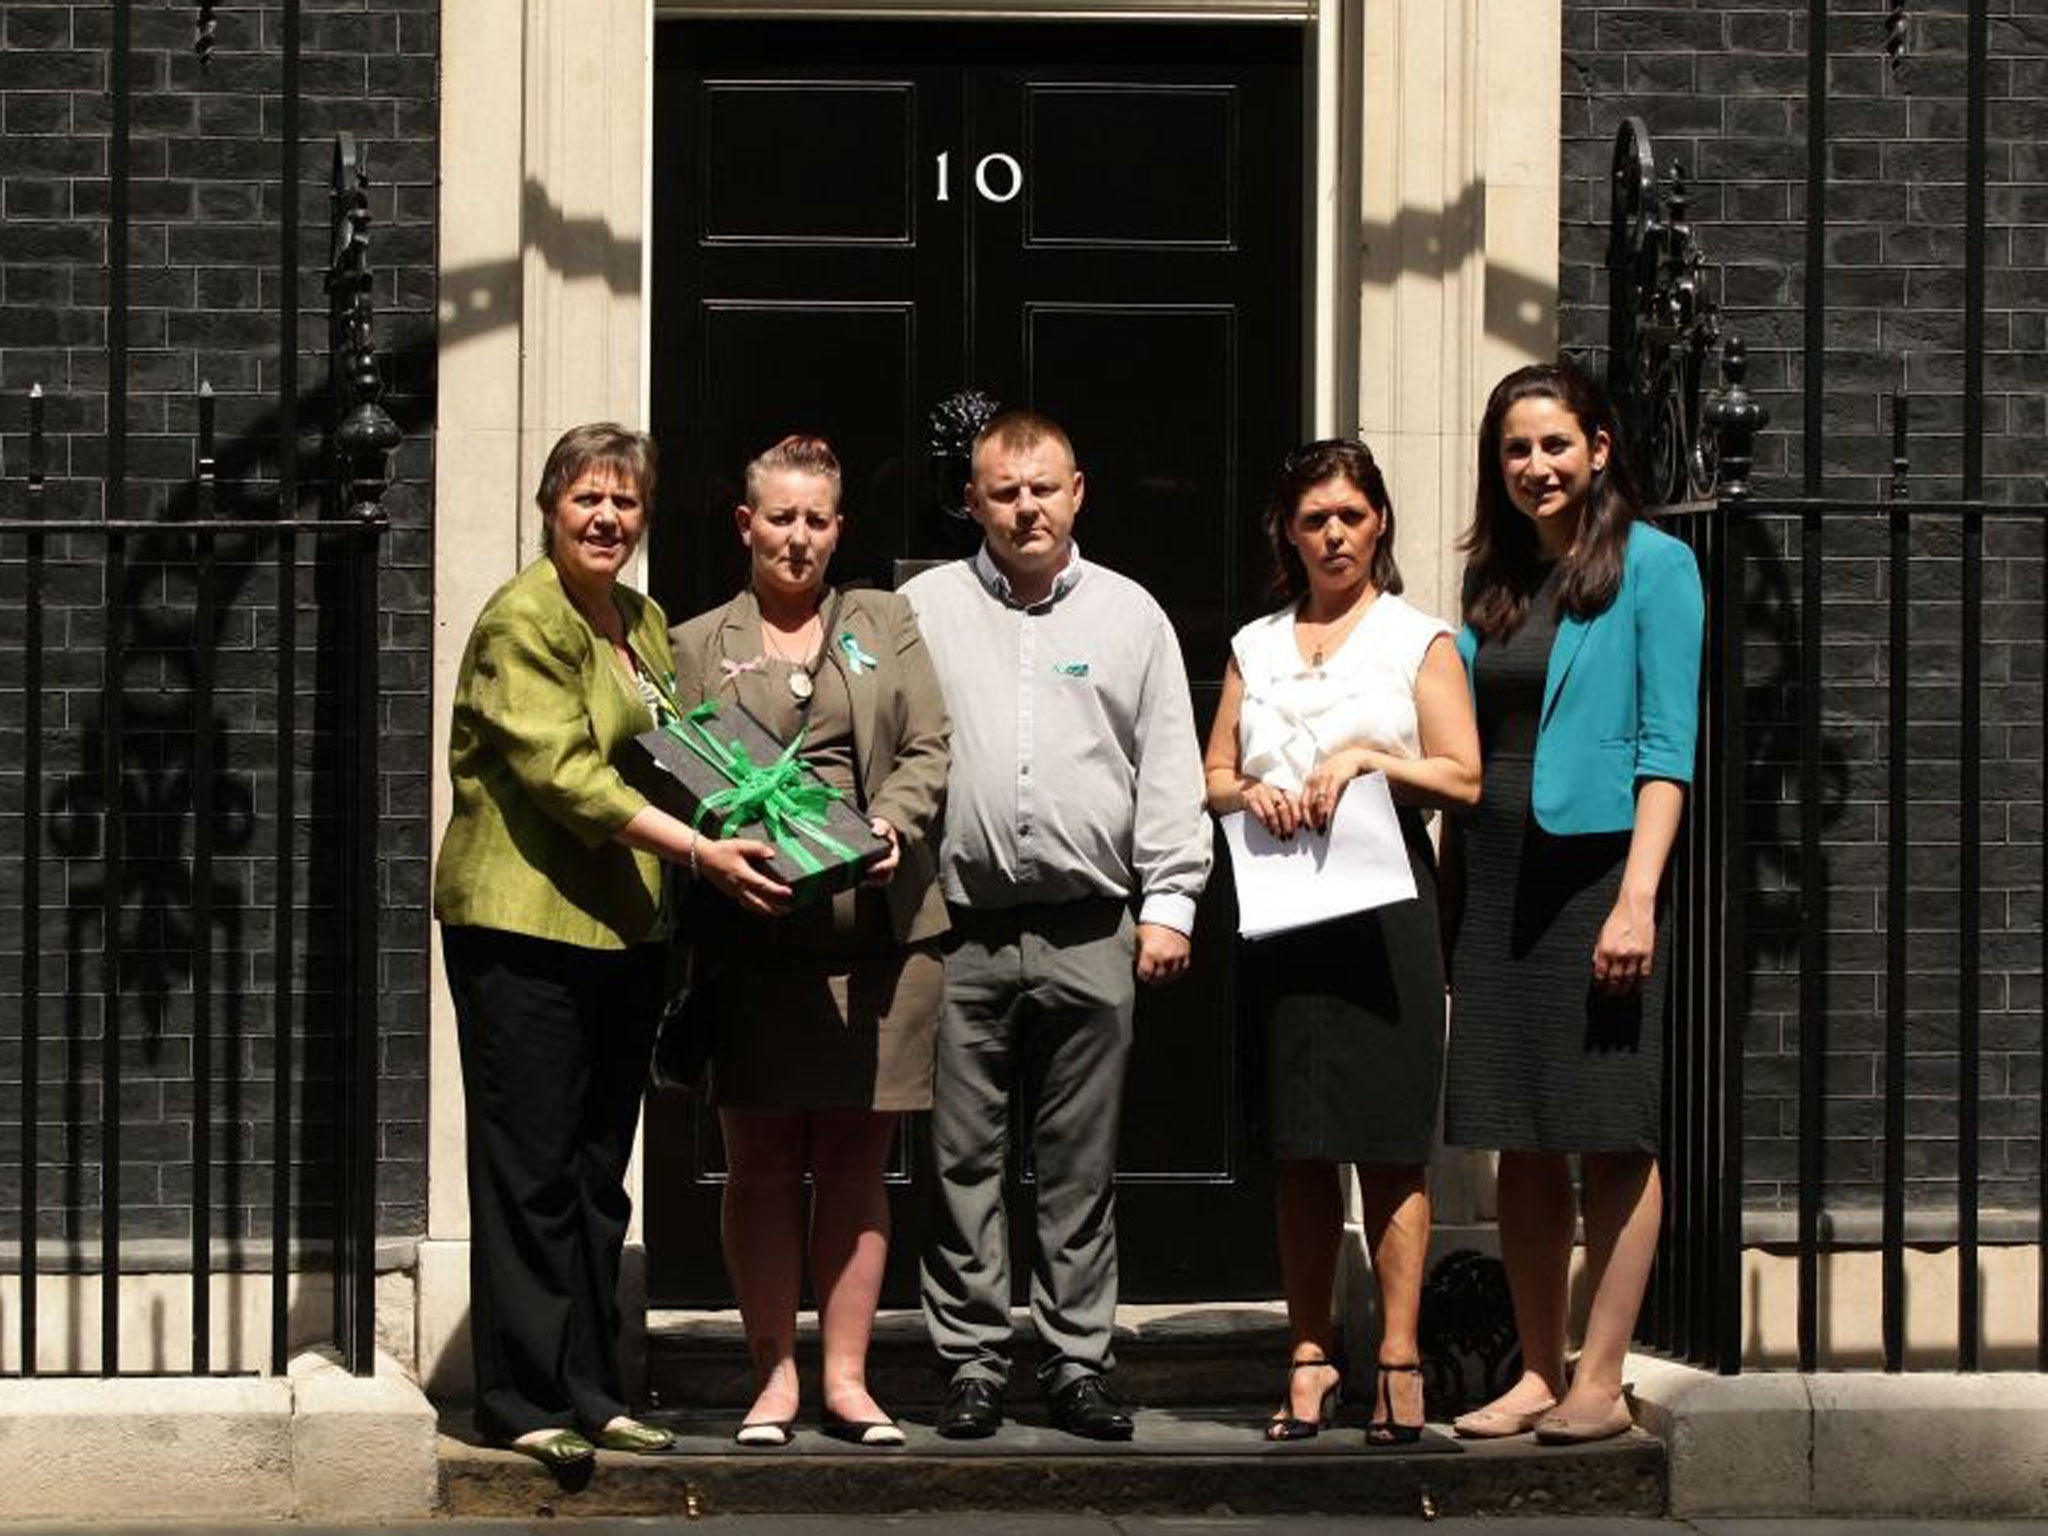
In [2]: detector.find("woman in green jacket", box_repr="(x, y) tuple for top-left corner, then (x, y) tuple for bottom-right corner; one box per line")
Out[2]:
(434, 423), (786, 1471)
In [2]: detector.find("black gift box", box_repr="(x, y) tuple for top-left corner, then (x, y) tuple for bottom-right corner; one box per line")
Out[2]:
(628, 700), (887, 908)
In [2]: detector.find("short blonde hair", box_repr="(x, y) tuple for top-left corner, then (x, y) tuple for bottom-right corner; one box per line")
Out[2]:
(535, 423), (657, 550)
(971, 408), (1075, 473)
(743, 433), (842, 508)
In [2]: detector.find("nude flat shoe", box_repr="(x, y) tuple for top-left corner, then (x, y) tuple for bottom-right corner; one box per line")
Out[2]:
(1451, 1398), (1556, 1438)
(1533, 1395), (1634, 1444)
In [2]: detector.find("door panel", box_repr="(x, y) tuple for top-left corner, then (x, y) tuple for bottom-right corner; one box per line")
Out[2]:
(697, 301), (919, 591)
(650, 33), (962, 608)
(649, 18), (1302, 1307)
(1019, 304), (1238, 674)
(965, 29), (1302, 684)
(700, 84), (918, 245)
(1023, 85), (1238, 248)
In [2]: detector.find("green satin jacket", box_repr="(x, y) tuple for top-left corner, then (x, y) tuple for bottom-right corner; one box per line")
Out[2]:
(433, 558), (678, 949)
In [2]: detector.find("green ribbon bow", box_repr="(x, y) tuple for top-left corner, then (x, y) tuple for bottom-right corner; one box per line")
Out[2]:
(662, 700), (857, 876)
(838, 631), (880, 674)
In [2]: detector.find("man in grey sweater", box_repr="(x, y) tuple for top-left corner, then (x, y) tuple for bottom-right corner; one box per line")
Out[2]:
(902, 409), (1212, 1441)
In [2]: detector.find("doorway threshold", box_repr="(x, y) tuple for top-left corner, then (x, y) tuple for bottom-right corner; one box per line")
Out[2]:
(646, 1301), (1294, 1411)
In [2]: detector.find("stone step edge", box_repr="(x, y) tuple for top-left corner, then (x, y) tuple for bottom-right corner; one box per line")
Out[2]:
(438, 1429), (1666, 1521)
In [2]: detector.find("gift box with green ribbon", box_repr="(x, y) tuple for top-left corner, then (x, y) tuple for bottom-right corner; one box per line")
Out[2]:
(629, 699), (887, 907)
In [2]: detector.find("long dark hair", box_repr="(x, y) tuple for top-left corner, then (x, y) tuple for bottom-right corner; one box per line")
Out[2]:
(1461, 361), (1640, 641)
(1264, 437), (1403, 603)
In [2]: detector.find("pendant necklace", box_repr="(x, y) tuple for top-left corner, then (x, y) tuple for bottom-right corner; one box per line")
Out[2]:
(762, 619), (821, 704)
(1301, 590), (1373, 669)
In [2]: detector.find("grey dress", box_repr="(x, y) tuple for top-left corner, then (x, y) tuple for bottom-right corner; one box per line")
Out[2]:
(1443, 564), (1669, 1154)
(669, 586), (953, 1114)
(693, 653), (942, 1112)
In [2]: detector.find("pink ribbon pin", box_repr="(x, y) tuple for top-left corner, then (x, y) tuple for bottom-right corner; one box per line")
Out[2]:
(719, 655), (766, 683)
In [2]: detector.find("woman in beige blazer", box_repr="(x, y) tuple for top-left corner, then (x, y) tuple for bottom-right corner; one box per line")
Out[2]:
(433, 424), (786, 1472)
(670, 435), (949, 1448)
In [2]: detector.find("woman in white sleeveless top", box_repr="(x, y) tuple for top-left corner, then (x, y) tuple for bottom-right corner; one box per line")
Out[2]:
(1203, 439), (1480, 1445)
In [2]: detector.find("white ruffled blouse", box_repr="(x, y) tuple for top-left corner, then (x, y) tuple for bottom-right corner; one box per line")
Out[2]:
(1229, 592), (1454, 794)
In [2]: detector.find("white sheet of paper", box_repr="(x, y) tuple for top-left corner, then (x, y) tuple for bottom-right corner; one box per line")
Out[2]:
(1218, 771), (1418, 940)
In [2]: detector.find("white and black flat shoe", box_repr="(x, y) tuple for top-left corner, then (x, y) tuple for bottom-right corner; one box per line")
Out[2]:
(819, 1409), (905, 1447)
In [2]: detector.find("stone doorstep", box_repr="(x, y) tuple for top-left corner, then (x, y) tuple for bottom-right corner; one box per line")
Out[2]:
(1626, 1352), (2048, 1519)
(0, 1349), (438, 1525)
(438, 1405), (1666, 1520)
(647, 1302), (1297, 1410)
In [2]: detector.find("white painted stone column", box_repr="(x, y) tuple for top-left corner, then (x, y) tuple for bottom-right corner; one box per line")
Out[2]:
(1356, 0), (1561, 625)
(420, 0), (654, 1401)
(1336, 0), (1561, 1352)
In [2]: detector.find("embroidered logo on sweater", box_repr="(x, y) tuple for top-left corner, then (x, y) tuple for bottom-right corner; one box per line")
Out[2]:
(1052, 661), (1090, 678)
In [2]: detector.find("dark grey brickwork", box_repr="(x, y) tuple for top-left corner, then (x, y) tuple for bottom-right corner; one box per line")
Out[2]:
(0, 1), (434, 1255)
(1563, 1), (2044, 1230)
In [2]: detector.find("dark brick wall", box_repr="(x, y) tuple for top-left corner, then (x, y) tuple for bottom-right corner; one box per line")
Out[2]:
(0, 1), (435, 1256)
(1562, 1), (2044, 1229)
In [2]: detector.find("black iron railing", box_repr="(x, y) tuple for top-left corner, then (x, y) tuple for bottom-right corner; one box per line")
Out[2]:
(2, 507), (384, 1380)
(1607, 109), (1750, 1375)
(1645, 364), (2048, 1379)
(3, 0), (392, 1380)
(1679, 395), (2048, 1376)
(1642, 483), (1743, 1377)
(1624, 0), (2043, 1373)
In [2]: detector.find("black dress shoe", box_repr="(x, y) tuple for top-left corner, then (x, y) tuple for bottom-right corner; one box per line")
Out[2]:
(1048, 1376), (1134, 1441)
(935, 1377), (1004, 1440)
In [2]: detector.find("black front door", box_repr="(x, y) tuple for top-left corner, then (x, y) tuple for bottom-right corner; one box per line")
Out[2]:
(647, 18), (1303, 1306)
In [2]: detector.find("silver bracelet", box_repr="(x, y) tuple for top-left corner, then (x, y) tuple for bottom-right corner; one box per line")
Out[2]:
(688, 830), (700, 880)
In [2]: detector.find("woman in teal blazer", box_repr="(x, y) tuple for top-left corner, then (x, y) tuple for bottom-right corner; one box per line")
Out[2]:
(1451, 511), (1703, 836)
(1442, 362), (1703, 1446)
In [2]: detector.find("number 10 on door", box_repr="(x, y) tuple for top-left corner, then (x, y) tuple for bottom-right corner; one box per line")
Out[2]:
(935, 152), (1023, 204)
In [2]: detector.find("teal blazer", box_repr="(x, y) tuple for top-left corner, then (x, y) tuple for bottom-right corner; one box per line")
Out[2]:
(1456, 522), (1704, 836)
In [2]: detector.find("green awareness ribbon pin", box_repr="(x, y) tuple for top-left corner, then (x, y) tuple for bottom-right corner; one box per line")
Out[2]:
(661, 700), (858, 877)
(838, 631), (880, 674)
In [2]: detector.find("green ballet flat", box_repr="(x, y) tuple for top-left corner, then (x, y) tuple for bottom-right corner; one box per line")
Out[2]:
(594, 1418), (678, 1454)
(508, 1428), (597, 1469)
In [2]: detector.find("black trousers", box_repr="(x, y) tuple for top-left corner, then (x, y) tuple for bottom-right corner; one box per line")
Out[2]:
(442, 924), (665, 1442)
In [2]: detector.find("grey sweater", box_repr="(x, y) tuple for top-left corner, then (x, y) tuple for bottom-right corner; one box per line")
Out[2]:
(901, 545), (1212, 933)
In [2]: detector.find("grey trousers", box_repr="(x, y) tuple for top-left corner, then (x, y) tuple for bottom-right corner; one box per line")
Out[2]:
(921, 898), (1136, 1394)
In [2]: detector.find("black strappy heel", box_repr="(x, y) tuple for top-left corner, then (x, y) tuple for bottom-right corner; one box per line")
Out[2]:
(1266, 1355), (1345, 1442)
(1365, 1359), (1425, 1445)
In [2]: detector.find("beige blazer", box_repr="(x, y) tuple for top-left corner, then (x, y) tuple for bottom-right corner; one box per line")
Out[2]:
(669, 586), (951, 946)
